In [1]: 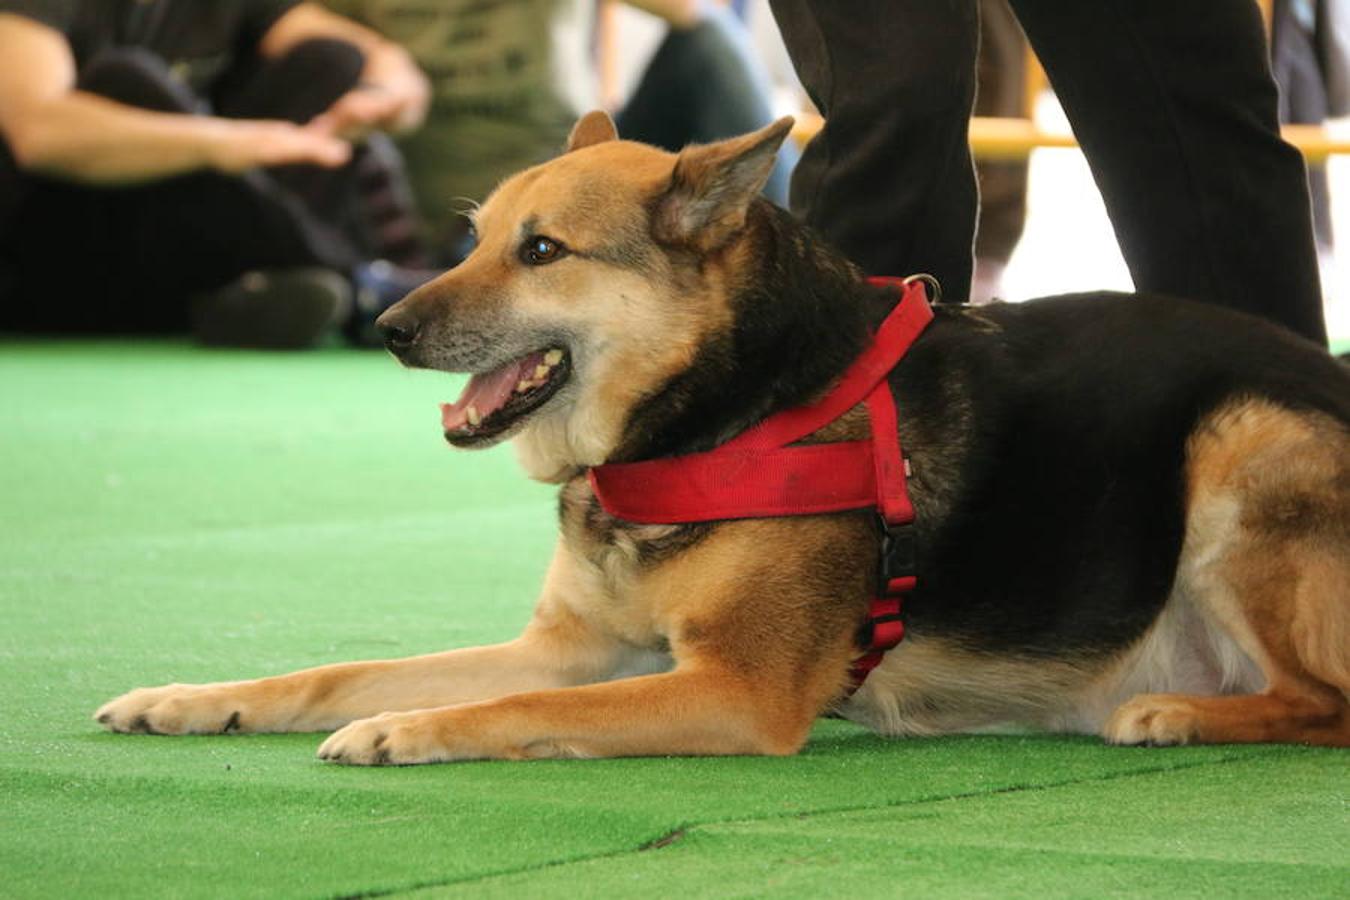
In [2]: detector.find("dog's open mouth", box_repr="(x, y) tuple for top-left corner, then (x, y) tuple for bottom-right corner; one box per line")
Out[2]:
(440, 348), (570, 446)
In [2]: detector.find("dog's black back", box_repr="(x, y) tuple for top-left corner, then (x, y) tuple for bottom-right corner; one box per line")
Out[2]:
(894, 292), (1349, 658)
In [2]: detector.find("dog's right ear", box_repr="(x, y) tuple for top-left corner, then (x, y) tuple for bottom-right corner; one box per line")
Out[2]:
(565, 110), (619, 153)
(653, 116), (794, 250)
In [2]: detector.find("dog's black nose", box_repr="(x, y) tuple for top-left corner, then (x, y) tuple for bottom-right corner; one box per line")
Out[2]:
(376, 309), (419, 354)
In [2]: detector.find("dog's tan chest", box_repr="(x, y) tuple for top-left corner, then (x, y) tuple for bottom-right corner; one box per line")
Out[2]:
(554, 476), (703, 649)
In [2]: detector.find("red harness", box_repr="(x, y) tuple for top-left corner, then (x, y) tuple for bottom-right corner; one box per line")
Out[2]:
(589, 277), (934, 693)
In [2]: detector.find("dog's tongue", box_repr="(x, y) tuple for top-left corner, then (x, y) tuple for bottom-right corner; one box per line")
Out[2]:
(441, 351), (547, 432)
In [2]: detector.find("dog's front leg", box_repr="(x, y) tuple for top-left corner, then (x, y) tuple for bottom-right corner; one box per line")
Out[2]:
(317, 517), (875, 764)
(95, 544), (635, 735)
(317, 665), (816, 764)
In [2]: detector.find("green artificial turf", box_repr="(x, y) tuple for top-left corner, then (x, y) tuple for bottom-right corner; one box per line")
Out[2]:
(1, 339), (1346, 899)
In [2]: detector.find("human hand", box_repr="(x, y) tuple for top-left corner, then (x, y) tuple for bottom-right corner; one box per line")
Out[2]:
(623, 0), (707, 30)
(206, 118), (352, 173)
(309, 86), (406, 140)
(312, 48), (431, 139)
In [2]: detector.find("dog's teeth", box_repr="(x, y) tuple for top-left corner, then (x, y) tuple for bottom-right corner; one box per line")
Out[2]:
(466, 405), (481, 426)
(544, 349), (563, 366)
(534, 364), (550, 379)
(517, 379), (533, 393)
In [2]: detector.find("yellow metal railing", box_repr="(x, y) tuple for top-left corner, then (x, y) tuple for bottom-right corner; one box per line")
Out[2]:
(789, 115), (1350, 163)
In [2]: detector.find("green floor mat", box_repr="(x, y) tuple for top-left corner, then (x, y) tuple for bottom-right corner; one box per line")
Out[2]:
(1, 340), (1345, 898)
(425, 754), (1347, 899)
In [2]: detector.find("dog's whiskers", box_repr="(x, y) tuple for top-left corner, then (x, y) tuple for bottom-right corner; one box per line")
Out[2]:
(450, 197), (482, 235)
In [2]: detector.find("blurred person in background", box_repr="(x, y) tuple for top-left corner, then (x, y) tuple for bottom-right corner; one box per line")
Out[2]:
(1271, 0), (1349, 275)
(324, 0), (793, 265)
(970, 0), (1028, 304)
(0, 0), (436, 348)
(608, 0), (797, 206)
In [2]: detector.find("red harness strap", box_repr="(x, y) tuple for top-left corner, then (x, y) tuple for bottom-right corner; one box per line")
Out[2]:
(589, 277), (934, 693)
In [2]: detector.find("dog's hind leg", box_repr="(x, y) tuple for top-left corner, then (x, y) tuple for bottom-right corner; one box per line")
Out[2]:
(94, 543), (642, 734)
(1104, 398), (1350, 747)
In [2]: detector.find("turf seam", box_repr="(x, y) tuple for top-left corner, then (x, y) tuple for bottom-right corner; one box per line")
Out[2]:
(346, 747), (1288, 898)
(330, 843), (659, 900)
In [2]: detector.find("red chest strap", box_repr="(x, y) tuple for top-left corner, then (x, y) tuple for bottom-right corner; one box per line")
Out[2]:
(588, 277), (933, 694)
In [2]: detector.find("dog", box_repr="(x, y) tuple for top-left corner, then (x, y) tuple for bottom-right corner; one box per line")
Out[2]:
(96, 112), (1350, 763)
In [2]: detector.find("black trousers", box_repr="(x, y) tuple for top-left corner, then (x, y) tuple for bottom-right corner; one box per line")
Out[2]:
(0, 40), (365, 333)
(770, 0), (1328, 345)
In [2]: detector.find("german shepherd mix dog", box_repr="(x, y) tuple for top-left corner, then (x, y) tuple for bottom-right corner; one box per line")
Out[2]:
(97, 113), (1350, 763)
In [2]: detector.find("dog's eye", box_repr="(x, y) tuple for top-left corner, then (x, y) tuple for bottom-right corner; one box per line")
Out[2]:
(522, 236), (564, 266)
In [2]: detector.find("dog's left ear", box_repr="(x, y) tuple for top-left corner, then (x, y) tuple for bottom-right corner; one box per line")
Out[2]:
(565, 110), (619, 153)
(653, 116), (794, 249)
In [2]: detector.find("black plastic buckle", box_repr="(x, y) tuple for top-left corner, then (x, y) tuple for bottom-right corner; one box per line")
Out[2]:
(877, 516), (917, 590)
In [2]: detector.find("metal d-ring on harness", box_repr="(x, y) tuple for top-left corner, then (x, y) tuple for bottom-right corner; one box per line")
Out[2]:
(588, 276), (937, 696)
(902, 271), (942, 305)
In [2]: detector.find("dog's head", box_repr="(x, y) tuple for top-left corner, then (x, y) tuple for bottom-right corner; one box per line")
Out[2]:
(378, 111), (794, 481)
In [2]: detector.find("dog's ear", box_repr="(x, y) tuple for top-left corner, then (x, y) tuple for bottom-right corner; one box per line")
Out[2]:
(653, 116), (794, 249)
(565, 110), (619, 153)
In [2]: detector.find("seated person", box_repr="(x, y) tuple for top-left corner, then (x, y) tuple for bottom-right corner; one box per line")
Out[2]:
(612, 0), (796, 205)
(324, 0), (793, 264)
(0, 1), (433, 347)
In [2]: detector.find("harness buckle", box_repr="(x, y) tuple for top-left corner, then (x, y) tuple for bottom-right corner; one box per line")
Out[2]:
(855, 517), (915, 653)
(876, 516), (917, 590)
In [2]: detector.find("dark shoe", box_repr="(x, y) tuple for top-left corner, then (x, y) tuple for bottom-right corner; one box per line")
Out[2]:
(191, 268), (351, 349)
(346, 260), (438, 347)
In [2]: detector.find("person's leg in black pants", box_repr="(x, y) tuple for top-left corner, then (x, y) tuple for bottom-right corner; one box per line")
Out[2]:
(0, 43), (364, 333)
(770, 0), (1325, 344)
(214, 38), (377, 258)
(1011, 0), (1327, 345)
(768, 0), (980, 300)
(0, 137), (25, 309)
(217, 39), (436, 341)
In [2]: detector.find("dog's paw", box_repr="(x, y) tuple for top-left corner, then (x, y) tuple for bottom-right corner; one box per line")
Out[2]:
(1103, 694), (1200, 746)
(94, 683), (247, 735)
(317, 710), (457, 765)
